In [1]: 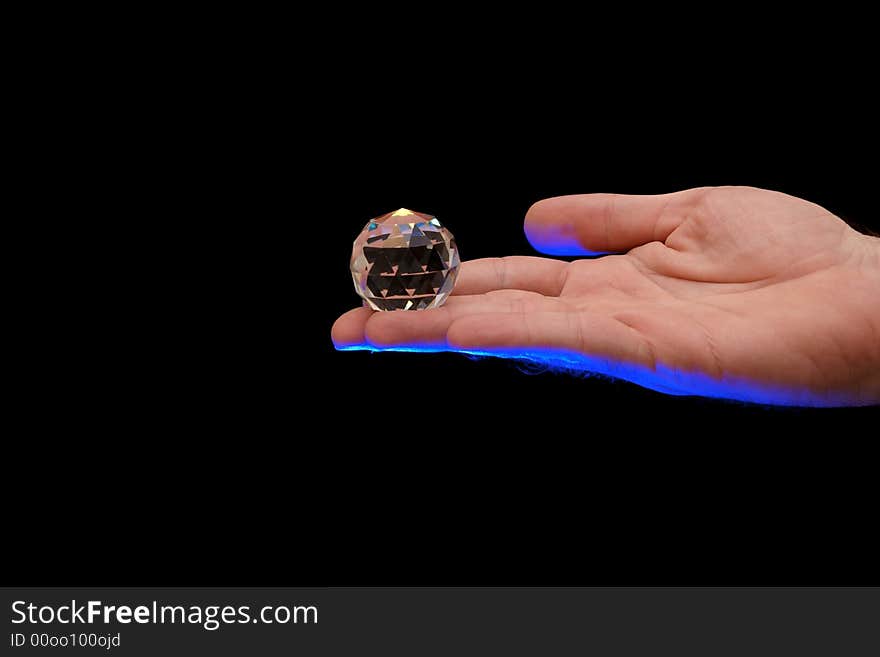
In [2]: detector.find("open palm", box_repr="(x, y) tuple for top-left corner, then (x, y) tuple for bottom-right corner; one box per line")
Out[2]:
(333, 187), (880, 406)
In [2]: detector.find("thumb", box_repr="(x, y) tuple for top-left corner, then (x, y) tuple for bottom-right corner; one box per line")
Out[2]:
(524, 189), (707, 256)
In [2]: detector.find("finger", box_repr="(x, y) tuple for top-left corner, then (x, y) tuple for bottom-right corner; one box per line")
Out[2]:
(524, 188), (708, 255)
(332, 293), (558, 350)
(447, 311), (655, 371)
(331, 307), (373, 349)
(453, 256), (569, 296)
(364, 292), (563, 349)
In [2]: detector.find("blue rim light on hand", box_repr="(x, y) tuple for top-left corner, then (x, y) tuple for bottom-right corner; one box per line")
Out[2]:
(335, 342), (835, 406)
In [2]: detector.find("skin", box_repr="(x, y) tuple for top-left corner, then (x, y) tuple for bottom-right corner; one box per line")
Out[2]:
(333, 187), (880, 406)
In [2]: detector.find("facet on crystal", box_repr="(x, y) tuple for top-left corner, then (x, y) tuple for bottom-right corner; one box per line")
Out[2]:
(350, 208), (460, 311)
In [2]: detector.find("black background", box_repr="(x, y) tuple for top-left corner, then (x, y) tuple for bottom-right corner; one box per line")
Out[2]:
(8, 19), (879, 589)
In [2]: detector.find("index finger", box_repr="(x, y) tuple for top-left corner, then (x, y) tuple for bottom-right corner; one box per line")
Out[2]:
(453, 256), (569, 296)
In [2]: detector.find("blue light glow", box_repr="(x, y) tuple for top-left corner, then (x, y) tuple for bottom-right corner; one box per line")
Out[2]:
(533, 243), (599, 256)
(335, 342), (839, 406)
(524, 226), (608, 257)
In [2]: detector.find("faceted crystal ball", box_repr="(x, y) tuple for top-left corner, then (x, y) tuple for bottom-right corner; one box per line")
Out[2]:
(350, 208), (460, 311)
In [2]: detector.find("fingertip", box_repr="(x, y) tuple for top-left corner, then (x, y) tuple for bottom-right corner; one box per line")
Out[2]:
(331, 307), (373, 350)
(524, 197), (600, 256)
(525, 196), (564, 223)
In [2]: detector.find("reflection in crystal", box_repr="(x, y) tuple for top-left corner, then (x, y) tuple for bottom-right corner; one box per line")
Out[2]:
(350, 209), (459, 311)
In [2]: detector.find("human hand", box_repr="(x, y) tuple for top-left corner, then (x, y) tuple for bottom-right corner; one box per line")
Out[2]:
(332, 187), (880, 406)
